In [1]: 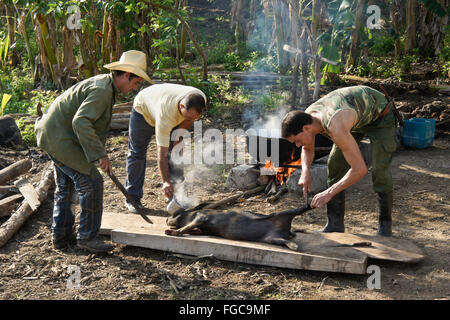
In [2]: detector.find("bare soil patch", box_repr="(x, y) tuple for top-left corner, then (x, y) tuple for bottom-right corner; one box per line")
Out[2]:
(0, 81), (449, 300)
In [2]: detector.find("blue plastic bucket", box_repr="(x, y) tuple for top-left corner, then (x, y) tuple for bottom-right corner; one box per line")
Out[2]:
(401, 118), (436, 149)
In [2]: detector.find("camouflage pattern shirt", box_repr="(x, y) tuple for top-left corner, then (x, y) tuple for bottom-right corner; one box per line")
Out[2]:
(305, 85), (388, 137)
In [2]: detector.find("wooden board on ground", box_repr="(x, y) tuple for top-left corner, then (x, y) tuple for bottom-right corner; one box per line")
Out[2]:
(100, 213), (425, 275)
(14, 178), (41, 211)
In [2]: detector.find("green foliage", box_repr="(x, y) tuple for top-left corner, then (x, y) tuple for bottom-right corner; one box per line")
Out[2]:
(0, 34), (9, 70)
(440, 25), (450, 62)
(0, 66), (34, 114)
(354, 58), (402, 80)
(206, 41), (230, 65)
(16, 118), (36, 147)
(253, 90), (286, 111)
(0, 59), (57, 115)
(30, 90), (58, 114)
(224, 51), (249, 71)
(206, 74), (249, 115)
(370, 35), (395, 56)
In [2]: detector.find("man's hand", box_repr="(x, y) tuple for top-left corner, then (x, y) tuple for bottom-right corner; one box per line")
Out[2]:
(311, 189), (334, 208)
(162, 181), (174, 199)
(298, 170), (312, 196)
(98, 156), (112, 175)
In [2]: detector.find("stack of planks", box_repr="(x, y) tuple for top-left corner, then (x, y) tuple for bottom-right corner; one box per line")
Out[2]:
(0, 159), (54, 247)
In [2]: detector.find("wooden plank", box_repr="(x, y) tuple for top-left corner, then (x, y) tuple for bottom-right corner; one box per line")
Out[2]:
(101, 213), (367, 274)
(14, 178), (41, 211)
(101, 213), (425, 266)
(293, 232), (425, 264)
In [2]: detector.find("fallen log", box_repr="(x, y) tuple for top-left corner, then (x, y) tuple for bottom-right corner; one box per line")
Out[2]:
(203, 184), (266, 210)
(0, 164), (54, 248)
(267, 185), (288, 203)
(110, 119), (130, 130)
(112, 102), (132, 114)
(0, 159), (32, 185)
(112, 113), (131, 120)
(0, 185), (18, 193)
(0, 194), (23, 216)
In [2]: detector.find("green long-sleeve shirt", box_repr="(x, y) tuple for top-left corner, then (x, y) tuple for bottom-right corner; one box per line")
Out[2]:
(35, 73), (117, 175)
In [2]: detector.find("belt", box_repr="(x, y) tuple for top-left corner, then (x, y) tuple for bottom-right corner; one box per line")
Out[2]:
(378, 103), (392, 119)
(379, 85), (404, 127)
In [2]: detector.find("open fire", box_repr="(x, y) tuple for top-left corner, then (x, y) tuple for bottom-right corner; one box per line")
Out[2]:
(263, 153), (302, 185)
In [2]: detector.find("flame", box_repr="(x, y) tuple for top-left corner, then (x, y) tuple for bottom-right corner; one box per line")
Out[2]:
(263, 150), (301, 185)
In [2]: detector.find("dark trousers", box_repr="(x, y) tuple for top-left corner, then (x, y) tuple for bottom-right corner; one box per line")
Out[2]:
(125, 108), (183, 202)
(51, 157), (103, 240)
(327, 112), (396, 193)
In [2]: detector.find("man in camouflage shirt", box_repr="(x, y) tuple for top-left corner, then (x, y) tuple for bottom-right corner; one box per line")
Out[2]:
(281, 85), (397, 236)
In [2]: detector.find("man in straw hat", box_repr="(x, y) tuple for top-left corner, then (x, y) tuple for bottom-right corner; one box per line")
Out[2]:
(35, 50), (152, 252)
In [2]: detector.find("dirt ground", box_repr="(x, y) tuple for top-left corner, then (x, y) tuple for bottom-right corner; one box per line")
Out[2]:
(0, 79), (449, 301)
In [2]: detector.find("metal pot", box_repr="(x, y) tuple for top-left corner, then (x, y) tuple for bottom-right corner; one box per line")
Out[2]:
(166, 195), (184, 215)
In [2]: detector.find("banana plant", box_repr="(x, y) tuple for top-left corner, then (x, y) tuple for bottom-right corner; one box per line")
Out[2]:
(1, 93), (12, 116)
(0, 34), (9, 71)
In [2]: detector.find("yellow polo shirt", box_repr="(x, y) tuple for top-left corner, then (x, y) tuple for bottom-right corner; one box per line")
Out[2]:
(133, 83), (206, 147)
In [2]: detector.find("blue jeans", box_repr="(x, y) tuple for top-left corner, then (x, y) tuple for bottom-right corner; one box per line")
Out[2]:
(125, 108), (183, 202)
(51, 156), (103, 240)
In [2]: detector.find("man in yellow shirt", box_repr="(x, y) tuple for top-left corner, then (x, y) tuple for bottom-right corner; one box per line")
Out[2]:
(125, 83), (207, 212)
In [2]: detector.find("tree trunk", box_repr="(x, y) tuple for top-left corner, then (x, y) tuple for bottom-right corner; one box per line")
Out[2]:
(17, 11), (35, 77)
(35, 13), (62, 88)
(101, 5), (110, 67)
(62, 26), (76, 87)
(33, 16), (51, 85)
(300, 25), (310, 104)
(416, 0), (449, 56)
(405, 0), (418, 54)
(272, 0), (288, 73)
(78, 29), (94, 78)
(390, 0), (403, 58)
(5, 5), (19, 66)
(231, 0), (247, 52)
(288, 0), (301, 107)
(345, 0), (365, 73)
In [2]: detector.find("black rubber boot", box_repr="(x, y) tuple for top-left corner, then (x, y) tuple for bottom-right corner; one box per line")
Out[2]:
(377, 192), (393, 236)
(320, 191), (345, 233)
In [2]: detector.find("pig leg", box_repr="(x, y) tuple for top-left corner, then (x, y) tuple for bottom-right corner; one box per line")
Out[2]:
(265, 237), (299, 251)
(165, 213), (208, 236)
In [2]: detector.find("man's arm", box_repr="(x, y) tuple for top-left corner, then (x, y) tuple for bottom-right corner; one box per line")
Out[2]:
(157, 145), (173, 198)
(72, 88), (113, 173)
(172, 119), (195, 148)
(311, 110), (367, 208)
(298, 139), (315, 196)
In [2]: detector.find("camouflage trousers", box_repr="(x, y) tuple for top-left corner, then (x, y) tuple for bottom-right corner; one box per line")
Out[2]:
(327, 112), (396, 193)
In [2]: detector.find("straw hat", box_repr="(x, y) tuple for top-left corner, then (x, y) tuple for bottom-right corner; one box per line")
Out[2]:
(104, 50), (153, 84)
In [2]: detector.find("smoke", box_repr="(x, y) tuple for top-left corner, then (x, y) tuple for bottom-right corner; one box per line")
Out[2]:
(171, 134), (231, 210)
(242, 106), (289, 138)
